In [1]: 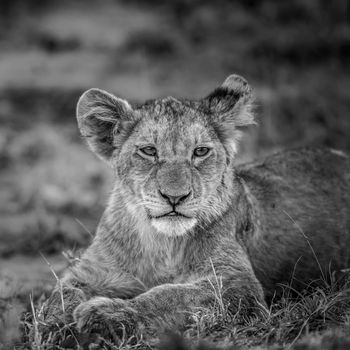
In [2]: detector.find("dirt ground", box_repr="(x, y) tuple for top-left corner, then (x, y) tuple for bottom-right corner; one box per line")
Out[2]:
(1, 0), (350, 348)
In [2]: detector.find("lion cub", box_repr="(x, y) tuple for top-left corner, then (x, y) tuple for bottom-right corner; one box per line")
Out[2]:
(41, 75), (350, 344)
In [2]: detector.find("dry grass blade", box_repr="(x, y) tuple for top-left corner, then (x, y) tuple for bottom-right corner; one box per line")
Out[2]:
(74, 218), (94, 238)
(39, 252), (65, 314)
(207, 258), (225, 317)
(30, 293), (42, 349)
(282, 210), (326, 283)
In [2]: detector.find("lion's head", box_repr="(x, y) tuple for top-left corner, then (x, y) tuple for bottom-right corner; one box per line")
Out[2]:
(76, 75), (255, 236)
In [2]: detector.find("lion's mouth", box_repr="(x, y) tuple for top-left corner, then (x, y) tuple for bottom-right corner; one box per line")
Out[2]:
(147, 208), (198, 235)
(153, 211), (191, 219)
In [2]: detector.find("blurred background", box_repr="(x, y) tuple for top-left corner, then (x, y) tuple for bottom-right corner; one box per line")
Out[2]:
(0, 0), (350, 332)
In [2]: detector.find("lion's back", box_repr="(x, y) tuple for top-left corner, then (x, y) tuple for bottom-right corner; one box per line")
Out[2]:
(237, 148), (350, 297)
(238, 147), (349, 184)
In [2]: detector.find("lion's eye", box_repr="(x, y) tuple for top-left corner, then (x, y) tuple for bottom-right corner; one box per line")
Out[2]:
(139, 146), (157, 157)
(193, 147), (210, 157)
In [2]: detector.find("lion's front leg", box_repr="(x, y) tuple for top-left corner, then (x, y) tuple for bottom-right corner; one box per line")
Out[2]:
(72, 283), (209, 342)
(72, 243), (266, 341)
(37, 257), (146, 346)
(131, 276), (265, 334)
(73, 297), (140, 341)
(72, 284), (209, 344)
(37, 284), (87, 346)
(73, 274), (265, 342)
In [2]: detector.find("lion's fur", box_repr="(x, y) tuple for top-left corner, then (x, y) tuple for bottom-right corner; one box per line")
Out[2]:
(239, 147), (350, 298)
(42, 75), (350, 343)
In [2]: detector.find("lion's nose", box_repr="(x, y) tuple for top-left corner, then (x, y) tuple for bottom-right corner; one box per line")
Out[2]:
(159, 190), (191, 206)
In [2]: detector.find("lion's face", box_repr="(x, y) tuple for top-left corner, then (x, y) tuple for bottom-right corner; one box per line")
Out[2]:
(76, 75), (255, 236)
(115, 98), (228, 236)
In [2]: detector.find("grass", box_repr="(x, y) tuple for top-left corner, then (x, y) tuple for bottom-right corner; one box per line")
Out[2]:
(11, 263), (350, 349)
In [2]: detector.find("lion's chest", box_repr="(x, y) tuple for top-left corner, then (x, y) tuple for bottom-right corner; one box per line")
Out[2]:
(133, 240), (187, 287)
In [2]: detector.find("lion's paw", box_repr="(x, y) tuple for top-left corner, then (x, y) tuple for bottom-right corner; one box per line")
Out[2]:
(73, 297), (138, 340)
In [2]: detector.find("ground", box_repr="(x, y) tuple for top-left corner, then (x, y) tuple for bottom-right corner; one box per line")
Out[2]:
(1, 0), (350, 349)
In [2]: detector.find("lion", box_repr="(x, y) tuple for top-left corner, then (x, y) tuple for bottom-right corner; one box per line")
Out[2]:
(40, 74), (350, 346)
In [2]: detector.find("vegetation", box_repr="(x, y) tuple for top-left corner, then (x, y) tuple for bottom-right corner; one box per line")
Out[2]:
(12, 266), (350, 349)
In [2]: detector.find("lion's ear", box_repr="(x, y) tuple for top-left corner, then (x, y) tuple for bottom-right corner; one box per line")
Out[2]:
(76, 88), (134, 162)
(203, 75), (256, 154)
(205, 74), (255, 127)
